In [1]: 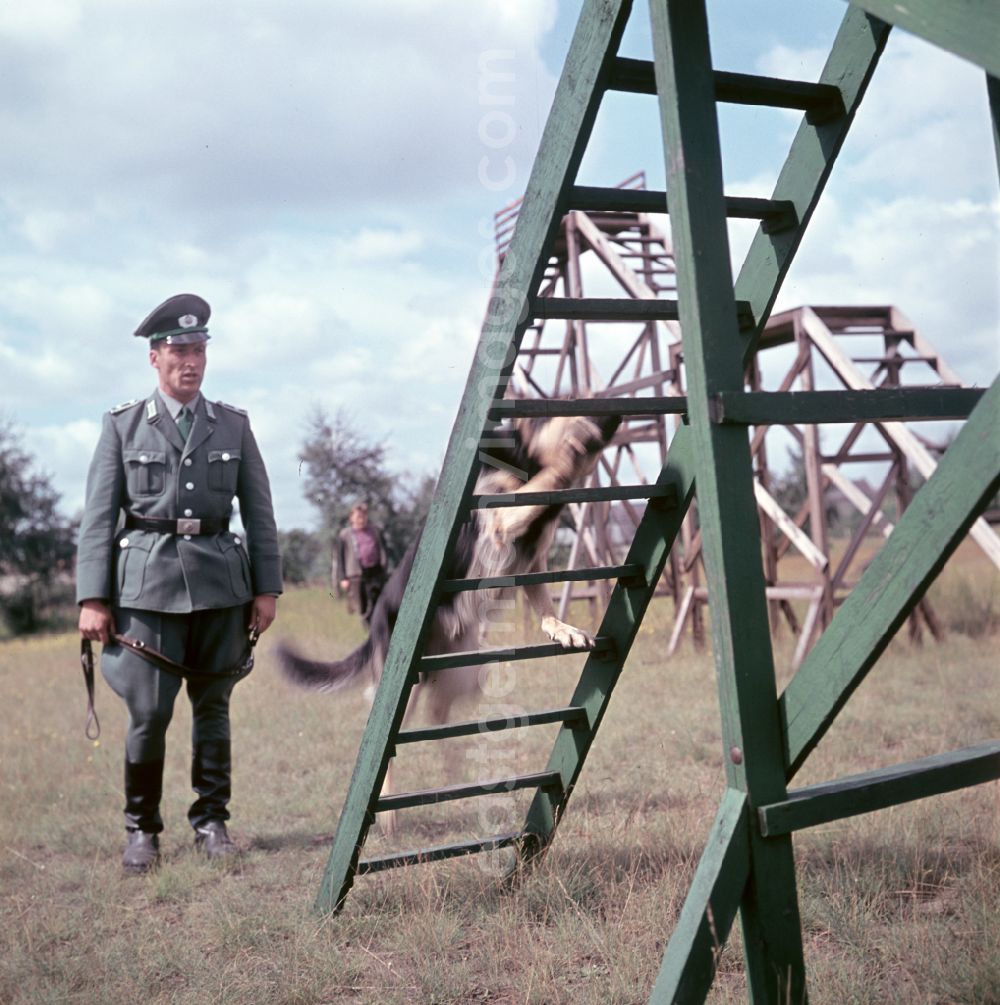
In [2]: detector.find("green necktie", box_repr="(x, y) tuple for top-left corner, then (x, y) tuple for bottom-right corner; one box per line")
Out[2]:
(177, 406), (193, 441)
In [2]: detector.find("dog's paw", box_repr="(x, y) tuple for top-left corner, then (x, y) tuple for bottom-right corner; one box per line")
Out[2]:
(541, 616), (595, 650)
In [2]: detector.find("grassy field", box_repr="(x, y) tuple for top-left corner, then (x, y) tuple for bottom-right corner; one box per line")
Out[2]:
(1, 553), (998, 1004)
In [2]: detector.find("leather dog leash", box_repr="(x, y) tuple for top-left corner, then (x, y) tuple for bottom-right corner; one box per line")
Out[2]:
(111, 629), (259, 681)
(78, 628), (259, 739)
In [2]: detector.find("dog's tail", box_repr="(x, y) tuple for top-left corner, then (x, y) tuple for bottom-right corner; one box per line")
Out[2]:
(275, 636), (374, 693)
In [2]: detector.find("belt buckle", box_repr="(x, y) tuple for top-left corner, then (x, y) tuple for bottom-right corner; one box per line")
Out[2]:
(177, 517), (202, 535)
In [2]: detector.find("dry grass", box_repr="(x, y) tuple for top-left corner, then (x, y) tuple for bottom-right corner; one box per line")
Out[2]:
(1, 552), (998, 1004)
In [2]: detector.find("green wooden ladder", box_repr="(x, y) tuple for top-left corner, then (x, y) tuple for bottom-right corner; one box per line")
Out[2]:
(315, 3), (1000, 1001)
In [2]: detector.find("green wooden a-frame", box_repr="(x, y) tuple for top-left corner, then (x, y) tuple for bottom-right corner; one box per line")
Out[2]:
(314, 3), (1000, 1001)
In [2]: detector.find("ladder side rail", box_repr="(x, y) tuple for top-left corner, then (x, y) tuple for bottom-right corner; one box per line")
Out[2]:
(313, 0), (636, 915)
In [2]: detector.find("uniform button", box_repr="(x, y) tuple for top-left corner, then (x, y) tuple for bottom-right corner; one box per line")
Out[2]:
(186, 482), (195, 491)
(184, 458), (193, 467)
(234, 536), (242, 545)
(183, 534), (192, 541)
(120, 538), (129, 548)
(221, 452), (231, 461)
(184, 509), (193, 517)
(139, 454), (148, 464)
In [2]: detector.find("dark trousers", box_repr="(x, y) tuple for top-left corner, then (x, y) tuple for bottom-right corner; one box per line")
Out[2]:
(101, 604), (251, 831)
(348, 566), (386, 625)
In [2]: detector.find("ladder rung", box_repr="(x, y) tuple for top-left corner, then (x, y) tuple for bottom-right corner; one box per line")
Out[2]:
(395, 706), (588, 745)
(491, 396), (687, 419)
(712, 388), (985, 425)
(471, 483), (678, 508)
(376, 770), (563, 813)
(607, 58), (845, 122)
(357, 830), (526, 875)
(441, 563), (645, 593)
(568, 185), (797, 231)
(714, 70), (846, 121)
(850, 355), (937, 365)
(531, 296), (754, 327)
(420, 636), (615, 672)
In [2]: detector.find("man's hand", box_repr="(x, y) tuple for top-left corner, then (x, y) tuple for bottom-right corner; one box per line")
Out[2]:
(79, 599), (115, 645)
(339, 579), (350, 591)
(249, 595), (277, 636)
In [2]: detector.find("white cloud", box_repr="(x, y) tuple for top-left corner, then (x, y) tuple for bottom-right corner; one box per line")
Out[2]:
(0, 0), (558, 244)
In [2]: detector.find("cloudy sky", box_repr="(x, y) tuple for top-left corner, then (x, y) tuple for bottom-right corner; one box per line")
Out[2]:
(2, 1), (997, 531)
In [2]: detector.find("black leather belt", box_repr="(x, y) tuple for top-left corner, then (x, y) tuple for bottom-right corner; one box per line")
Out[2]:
(125, 513), (229, 535)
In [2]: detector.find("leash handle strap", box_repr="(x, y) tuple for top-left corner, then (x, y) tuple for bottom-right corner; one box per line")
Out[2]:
(79, 639), (101, 740)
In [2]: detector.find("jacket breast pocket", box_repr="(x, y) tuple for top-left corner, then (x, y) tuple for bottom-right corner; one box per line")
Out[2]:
(207, 449), (241, 495)
(123, 449), (168, 497)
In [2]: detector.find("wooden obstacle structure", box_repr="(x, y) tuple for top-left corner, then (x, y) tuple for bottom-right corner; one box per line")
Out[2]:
(499, 183), (1000, 666)
(313, 3), (1000, 1001)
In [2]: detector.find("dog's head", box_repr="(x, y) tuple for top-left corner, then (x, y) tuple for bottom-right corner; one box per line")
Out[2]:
(514, 412), (621, 475)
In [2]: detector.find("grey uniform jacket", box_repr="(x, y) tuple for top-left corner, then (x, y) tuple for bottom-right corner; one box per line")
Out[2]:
(76, 391), (283, 613)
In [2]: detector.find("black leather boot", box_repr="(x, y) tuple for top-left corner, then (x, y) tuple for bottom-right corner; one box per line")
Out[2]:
(123, 759), (164, 873)
(190, 739), (236, 855)
(194, 819), (238, 860)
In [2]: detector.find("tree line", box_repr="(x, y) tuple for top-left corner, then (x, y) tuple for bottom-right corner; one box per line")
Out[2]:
(0, 409), (435, 636)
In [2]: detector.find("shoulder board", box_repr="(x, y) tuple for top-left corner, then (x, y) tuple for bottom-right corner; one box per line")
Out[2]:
(110, 399), (141, 415)
(216, 401), (247, 416)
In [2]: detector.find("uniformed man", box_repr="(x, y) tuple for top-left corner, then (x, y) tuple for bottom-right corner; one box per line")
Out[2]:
(76, 294), (283, 873)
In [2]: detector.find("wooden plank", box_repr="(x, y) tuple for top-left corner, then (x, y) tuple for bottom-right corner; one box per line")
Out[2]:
(532, 295), (754, 326)
(472, 483), (678, 508)
(376, 770), (562, 812)
(845, 0), (1000, 77)
(801, 306), (1000, 569)
(989, 73), (1000, 175)
(713, 387), (985, 424)
(419, 637), (614, 673)
(569, 184), (797, 226)
(781, 374), (1000, 776)
(754, 482), (829, 572)
(649, 789), (751, 1003)
(822, 465), (894, 538)
(649, 2), (807, 998)
(312, 0), (634, 915)
(441, 563), (644, 594)
(395, 706), (587, 746)
(358, 831), (525, 875)
(608, 57), (845, 118)
(493, 395), (687, 418)
(759, 742), (1000, 836)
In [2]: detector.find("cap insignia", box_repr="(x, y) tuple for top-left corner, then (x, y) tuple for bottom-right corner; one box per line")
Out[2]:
(178, 314), (198, 328)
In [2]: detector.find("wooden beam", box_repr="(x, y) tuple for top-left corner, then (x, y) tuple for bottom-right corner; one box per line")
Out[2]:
(649, 0), (808, 996)
(781, 374), (1000, 777)
(759, 742), (1000, 836)
(649, 789), (751, 1002)
(712, 387), (985, 425)
(844, 0), (1000, 77)
(801, 306), (1000, 569)
(754, 483), (829, 572)
(821, 465), (894, 538)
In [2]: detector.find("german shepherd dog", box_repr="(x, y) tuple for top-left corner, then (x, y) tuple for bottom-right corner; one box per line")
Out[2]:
(277, 413), (620, 832)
